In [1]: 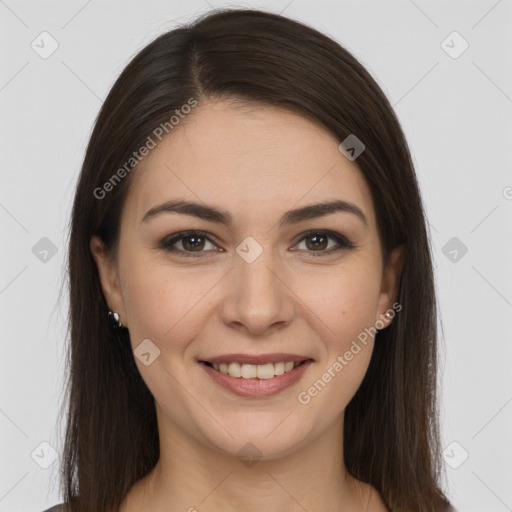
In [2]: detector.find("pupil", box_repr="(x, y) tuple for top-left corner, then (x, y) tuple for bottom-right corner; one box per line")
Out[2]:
(184, 236), (204, 251)
(308, 234), (327, 250)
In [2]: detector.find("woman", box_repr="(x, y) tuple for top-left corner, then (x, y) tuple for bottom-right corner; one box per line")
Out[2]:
(45, 8), (454, 512)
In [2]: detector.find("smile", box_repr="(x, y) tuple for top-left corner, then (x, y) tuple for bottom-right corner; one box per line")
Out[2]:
(204, 360), (302, 379)
(198, 355), (314, 398)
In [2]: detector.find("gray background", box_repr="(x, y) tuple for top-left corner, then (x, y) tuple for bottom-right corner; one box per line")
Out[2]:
(1, 0), (511, 510)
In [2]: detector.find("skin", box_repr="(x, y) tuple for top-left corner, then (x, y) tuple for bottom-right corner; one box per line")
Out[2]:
(91, 99), (405, 512)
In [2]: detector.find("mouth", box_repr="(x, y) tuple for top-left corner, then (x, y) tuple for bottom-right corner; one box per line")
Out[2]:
(197, 354), (314, 398)
(200, 359), (310, 379)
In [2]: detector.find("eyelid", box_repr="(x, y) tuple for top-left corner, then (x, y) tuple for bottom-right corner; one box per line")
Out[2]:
(159, 229), (356, 258)
(292, 229), (355, 252)
(159, 230), (219, 258)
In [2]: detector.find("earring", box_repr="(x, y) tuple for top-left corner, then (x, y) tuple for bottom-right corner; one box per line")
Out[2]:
(108, 310), (123, 330)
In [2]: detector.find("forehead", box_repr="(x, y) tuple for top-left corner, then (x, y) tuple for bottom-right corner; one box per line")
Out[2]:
(124, 100), (376, 231)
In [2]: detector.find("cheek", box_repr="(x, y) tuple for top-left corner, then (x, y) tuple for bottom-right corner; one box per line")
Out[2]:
(293, 262), (381, 408)
(295, 258), (382, 343)
(119, 253), (219, 352)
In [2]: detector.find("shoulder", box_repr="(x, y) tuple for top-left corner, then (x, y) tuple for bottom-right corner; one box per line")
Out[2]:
(42, 504), (67, 512)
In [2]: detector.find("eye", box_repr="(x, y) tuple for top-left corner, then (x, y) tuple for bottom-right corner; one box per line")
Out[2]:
(159, 230), (219, 258)
(159, 229), (355, 258)
(292, 230), (355, 257)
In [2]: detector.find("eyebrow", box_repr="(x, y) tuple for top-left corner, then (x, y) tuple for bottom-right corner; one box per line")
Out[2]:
(141, 199), (368, 228)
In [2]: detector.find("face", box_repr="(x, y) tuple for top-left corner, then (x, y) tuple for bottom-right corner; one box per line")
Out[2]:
(91, 99), (404, 461)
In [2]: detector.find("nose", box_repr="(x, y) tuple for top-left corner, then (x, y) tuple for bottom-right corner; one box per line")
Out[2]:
(219, 243), (295, 336)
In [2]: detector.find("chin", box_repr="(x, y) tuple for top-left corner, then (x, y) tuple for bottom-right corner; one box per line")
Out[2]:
(199, 414), (312, 463)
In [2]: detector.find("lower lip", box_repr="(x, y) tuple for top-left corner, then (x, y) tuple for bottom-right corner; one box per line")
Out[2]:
(199, 360), (314, 398)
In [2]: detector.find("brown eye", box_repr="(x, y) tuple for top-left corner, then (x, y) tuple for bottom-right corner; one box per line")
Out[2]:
(304, 233), (329, 251)
(180, 234), (207, 252)
(294, 230), (355, 256)
(159, 229), (355, 259)
(160, 231), (218, 258)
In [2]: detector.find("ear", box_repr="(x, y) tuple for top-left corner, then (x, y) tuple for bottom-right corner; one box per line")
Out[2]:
(375, 244), (406, 328)
(90, 235), (128, 328)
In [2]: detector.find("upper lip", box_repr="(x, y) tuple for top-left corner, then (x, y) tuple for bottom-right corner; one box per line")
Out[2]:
(199, 353), (314, 365)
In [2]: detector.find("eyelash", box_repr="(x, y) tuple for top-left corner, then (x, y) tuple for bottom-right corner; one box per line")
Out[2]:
(158, 230), (356, 258)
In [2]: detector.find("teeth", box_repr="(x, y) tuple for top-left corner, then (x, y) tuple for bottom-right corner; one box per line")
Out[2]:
(274, 362), (284, 376)
(257, 364), (275, 380)
(211, 361), (303, 379)
(228, 362), (241, 377)
(241, 364), (257, 379)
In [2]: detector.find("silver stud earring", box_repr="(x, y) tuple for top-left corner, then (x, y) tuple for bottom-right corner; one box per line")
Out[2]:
(108, 310), (123, 330)
(377, 313), (393, 332)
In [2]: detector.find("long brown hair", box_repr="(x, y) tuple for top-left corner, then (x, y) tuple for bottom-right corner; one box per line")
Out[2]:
(61, 8), (451, 511)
